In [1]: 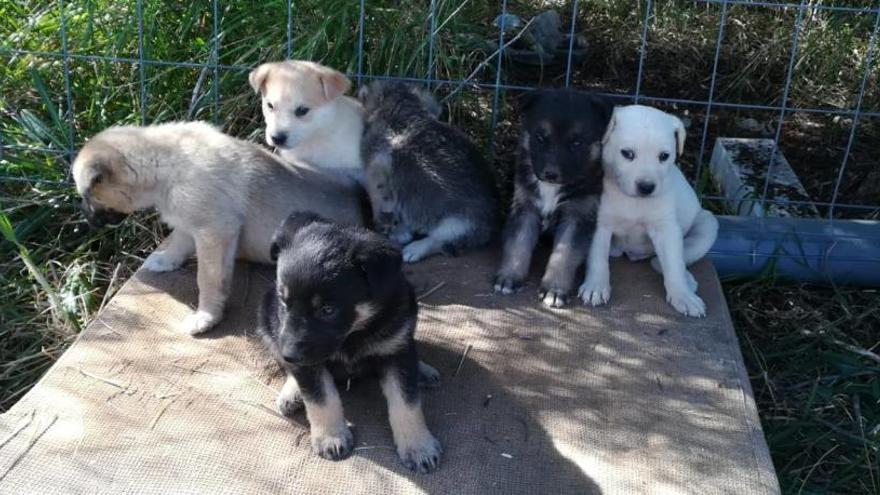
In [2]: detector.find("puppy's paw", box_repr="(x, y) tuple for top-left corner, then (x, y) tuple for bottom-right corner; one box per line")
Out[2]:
(539, 288), (569, 308)
(311, 425), (354, 461)
(143, 250), (185, 272)
(397, 434), (442, 474)
(402, 240), (433, 263)
(493, 274), (524, 295)
(276, 387), (303, 417)
(182, 310), (220, 335)
(578, 278), (611, 306)
(685, 270), (699, 292)
(650, 258), (699, 292)
(666, 289), (706, 318)
(418, 361), (441, 389)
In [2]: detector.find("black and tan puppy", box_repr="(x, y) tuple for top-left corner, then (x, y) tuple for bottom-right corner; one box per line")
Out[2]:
(257, 213), (442, 473)
(494, 90), (612, 308)
(359, 81), (499, 263)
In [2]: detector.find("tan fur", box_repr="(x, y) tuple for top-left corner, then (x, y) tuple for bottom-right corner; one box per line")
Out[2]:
(302, 368), (351, 455)
(72, 121), (365, 334)
(249, 61), (363, 176)
(380, 367), (440, 469)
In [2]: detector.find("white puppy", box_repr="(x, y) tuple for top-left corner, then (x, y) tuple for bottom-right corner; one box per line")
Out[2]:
(249, 60), (364, 181)
(578, 105), (718, 317)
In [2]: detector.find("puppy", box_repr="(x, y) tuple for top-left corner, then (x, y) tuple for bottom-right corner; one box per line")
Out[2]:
(578, 105), (719, 317)
(359, 80), (499, 263)
(249, 60), (364, 181)
(494, 90), (611, 308)
(72, 122), (365, 335)
(257, 213), (442, 473)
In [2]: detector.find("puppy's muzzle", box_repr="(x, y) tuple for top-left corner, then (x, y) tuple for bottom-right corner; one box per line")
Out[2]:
(281, 342), (312, 365)
(636, 181), (656, 197)
(540, 170), (560, 182)
(80, 200), (128, 228)
(269, 132), (288, 147)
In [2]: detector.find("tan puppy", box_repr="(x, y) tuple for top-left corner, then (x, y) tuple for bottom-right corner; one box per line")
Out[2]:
(249, 61), (364, 181)
(72, 122), (366, 335)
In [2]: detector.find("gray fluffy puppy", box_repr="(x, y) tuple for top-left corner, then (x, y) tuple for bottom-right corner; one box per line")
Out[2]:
(359, 81), (499, 263)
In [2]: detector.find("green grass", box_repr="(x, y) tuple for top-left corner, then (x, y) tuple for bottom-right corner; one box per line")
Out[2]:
(1, 1), (879, 493)
(726, 279), (880, 494)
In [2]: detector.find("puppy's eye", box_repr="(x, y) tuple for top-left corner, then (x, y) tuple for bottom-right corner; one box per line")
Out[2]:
(659, 152), (670, 162)
(621, 149), (635, 160)
(295, 106), (310, 117)
(534, 134), (546, 145)
(277, 292), (287, 307)
(570, 140), (582, 149)
(318, 304), (338, 319)
(266, 101), (275, 111)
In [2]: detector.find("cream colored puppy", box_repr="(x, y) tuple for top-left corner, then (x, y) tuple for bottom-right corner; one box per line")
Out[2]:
(249, 60), (364, 181)
(72, 122), (365, 335)
(579, 105), (718, 317)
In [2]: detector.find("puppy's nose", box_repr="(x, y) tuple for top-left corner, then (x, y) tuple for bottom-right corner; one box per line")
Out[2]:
(636, 181), (656, 196)
(271, 133), (288, 145)
(281, 349), (305, 364)
(542, 171), (559, 182)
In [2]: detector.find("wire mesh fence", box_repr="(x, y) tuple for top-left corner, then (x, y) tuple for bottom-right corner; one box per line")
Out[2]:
(1, 0), (879, 276)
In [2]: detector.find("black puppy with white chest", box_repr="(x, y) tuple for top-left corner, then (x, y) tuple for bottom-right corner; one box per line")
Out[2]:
(494, 90), (612, 308)
(257, 212), (442, 473)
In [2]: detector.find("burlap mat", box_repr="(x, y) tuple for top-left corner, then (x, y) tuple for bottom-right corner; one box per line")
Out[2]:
(0, 249), (778, 494)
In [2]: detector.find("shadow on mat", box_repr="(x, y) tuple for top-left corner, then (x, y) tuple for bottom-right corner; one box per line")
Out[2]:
(122, 247), (762, 493)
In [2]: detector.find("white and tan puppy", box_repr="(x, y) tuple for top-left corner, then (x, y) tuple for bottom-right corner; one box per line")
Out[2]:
(72, 122), (366, 335)
(249, 60), (364, 181)
(578, 105), (718, 317)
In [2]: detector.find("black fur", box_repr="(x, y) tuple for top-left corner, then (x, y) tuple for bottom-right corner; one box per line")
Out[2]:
(359, 81), (499, 262)
(257, 213), (439, 468)
(259, 213), (419, 386)
(494, 90), (612, 307)
(79, 198), (128, 228)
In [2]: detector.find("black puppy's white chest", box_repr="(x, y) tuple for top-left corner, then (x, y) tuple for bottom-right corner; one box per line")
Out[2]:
(534, 180), (562, 229)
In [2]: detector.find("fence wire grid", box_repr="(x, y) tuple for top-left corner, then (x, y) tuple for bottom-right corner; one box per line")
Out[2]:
(1, 1), (879, 248)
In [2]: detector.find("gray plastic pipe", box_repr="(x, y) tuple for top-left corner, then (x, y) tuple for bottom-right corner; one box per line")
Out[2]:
(709, 216), (880, 286)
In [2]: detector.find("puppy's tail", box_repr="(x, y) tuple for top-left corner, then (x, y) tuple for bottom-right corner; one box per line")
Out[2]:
(682, 209), (719, 265)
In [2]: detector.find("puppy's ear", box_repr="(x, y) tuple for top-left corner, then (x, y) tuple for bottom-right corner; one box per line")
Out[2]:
(356, 239), (402, 300)
(270, 212), (325, 261)
(318, 67), (351, 101)
(670, 114), (687, 158)
(83, 161), (112, 192)
(592, 96), (615, 126)
(74, 142), (120, 194)
(602, 107), (619, 146)
(356, 84), (370, 102)
(249, 63), (273, 95)
(269, 237), (284, 263)
(411, 86), (442, 118)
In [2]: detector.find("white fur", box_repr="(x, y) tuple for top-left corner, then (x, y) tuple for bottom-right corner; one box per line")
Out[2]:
(536, 181), (561, 218)
(579, 105), (719, 317)
(274, 97), (363, 181)
(251, 61), (364, 181)
(401, 216), (472, 263)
